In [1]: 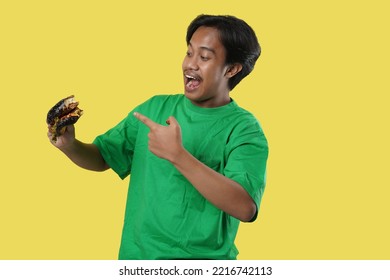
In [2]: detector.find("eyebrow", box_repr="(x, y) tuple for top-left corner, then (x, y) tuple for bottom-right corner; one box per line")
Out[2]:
(189, 42), (216, 54)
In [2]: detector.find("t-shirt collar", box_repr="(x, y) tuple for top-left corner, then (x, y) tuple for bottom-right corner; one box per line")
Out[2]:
(183, 95), (238, 115)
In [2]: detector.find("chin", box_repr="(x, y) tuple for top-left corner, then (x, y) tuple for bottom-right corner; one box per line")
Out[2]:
(184, 88), (198, 97)
(184, 92), (196, 102)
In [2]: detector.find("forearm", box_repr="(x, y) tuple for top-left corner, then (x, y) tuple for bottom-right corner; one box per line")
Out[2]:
(171, 149), (256, 222)
(59, 140), (109, 172)
(133, 112), (257, 221)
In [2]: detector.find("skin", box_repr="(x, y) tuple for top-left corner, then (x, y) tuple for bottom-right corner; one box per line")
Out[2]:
(47, 124), (109, 171)
(48, 26), (255, 222)
(133, 113), (256, 222)
(183, 26), (242, 108)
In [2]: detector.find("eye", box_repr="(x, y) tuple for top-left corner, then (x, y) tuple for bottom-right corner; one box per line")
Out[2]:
(186, 51), (192, 57)
(200, 56), (209, 61)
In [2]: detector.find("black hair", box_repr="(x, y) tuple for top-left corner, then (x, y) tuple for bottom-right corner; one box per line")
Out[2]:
(186, 14), (261, 90)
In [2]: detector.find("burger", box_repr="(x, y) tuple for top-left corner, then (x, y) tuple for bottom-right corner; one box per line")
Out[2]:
(47, 95), (83, 142)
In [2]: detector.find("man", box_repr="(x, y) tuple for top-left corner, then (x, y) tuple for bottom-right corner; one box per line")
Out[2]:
(48, 14), (268, 259)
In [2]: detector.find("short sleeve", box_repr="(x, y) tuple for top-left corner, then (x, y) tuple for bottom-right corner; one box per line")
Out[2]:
(93, 112), (139, 180)
(223, 117), (268, 222)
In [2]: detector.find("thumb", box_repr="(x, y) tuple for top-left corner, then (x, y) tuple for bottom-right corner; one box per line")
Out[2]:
(165, 116), (179, 126)
(65, 124), (75, 133)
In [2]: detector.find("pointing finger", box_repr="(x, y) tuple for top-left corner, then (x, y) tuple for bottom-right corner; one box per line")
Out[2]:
(133, 112), (158, 129)
(165, 116), (179, 127)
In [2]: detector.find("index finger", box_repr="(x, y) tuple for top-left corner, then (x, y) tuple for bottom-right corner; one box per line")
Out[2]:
(133, 112), (158, 129)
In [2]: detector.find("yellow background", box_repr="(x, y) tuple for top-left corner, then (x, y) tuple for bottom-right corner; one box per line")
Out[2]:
(1, 0), (389, 259)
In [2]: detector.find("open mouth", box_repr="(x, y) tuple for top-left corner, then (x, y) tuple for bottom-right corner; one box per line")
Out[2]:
(185, 74), (202, 91)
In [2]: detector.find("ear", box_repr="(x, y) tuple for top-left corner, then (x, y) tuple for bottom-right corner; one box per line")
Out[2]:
(225, 63), (243, 78)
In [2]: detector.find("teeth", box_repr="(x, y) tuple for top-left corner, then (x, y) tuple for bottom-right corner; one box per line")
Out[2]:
(185, 74), (197, 80)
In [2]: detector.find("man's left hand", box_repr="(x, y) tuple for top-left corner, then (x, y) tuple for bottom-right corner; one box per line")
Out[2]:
(134, 112), (183, 162)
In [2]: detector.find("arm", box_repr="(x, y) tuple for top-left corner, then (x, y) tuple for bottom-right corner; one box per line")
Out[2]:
(172, 149), (257, 222)
(134, 112), (256, 222)
(48, 124), (110, 172)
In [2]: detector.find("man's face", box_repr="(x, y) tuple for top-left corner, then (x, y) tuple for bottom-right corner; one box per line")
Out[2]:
(182, 26), (231, 108)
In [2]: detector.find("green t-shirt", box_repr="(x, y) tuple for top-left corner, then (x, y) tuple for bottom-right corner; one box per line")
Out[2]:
(93, 94), (268, 259)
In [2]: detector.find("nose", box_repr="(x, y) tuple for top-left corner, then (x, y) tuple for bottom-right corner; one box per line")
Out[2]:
(182, 54), (199, 71)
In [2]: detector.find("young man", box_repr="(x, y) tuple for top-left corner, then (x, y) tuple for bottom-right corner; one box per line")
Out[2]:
(48, 15), (268, 260)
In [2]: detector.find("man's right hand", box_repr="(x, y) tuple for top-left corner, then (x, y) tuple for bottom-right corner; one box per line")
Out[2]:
(47, 124), (76, 151)
(47, 123), (110, 172)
